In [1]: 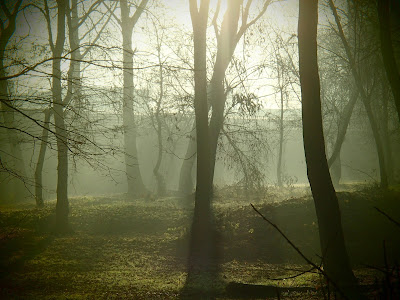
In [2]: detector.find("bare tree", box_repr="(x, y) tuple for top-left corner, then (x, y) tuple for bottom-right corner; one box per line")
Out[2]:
(298, 0), (363, 297)
(329, 0), (388, 189)
(0, 0), (28, 202)
(179, 0), (272, 195)
(117, 0), (148, 197)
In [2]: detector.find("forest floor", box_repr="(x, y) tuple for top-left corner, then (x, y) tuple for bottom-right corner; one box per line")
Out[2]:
(0, 184), (399, 299)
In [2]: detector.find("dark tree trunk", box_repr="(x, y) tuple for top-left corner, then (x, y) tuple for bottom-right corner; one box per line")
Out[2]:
(186, 0), (214, 279)
(208, 0), (241, 188)
(298, 1), (362, 297)
(120, 0), (148, 197)
(35, 108), (52, 208)
(0, 0), (27, 202)
(378, 0), (400, 123)
(53, 0), (69, 232)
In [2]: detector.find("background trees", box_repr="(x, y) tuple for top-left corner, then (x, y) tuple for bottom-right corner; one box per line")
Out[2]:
(1, 0), (400, 298)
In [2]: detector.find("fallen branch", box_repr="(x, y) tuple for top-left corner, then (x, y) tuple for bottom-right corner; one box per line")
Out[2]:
(250, 203), (350, 300)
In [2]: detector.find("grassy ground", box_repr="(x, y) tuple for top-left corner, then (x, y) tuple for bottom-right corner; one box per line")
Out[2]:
(0, 184), (399, 299)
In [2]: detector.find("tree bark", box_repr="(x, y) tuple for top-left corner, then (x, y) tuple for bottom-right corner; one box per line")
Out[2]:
(53, 0), (69, 232)
(378, 0), (400, 123)
(186, 0), (214, 279)
(120, 0), (148, 197)
(178, 123), (196, 196)
(35, 108), (51, 208)
(298, 1), (362, 297)
(208, 0), (241, 188)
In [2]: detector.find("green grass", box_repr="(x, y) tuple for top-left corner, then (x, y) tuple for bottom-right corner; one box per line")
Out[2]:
(0, 186), (399, 299)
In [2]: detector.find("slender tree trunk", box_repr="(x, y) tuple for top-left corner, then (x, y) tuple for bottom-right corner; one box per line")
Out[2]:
(277, 68), (284, 187)
(328, 90), (358, 168)
(178, 124), (196, 195)
(329, 0), (388, 189)
(35, 108), (51, 208)
(298, 1), (362, 298)
(208, 1), (241, 188)
(120, 0), (147, 197)
(152, 41), (166, 196)
(378, 0), (400, 123)
(53, 0), (69, 232)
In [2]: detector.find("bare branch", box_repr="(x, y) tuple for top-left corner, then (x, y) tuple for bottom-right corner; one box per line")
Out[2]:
(43, 0), (55, 52)
(129, 0), (149, 28)
(236, 0), (271, 44)
(212, 0), (222, 40)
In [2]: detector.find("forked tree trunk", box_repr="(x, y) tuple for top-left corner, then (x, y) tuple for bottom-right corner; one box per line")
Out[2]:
(327, 90), (358, 168)
(329, 0), (388, 189)
(298, 1), (363, 298)
(120, 0), (148, 197)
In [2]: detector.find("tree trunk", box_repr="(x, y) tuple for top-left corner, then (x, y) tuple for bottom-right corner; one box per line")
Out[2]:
(329, 0), (388, 189)
(298, 1), (362, 298)
(327, 90), (358, 168)
(152, 41), (166, 196)
(187, 0), (213, 277)
(208, 1), (241, 187)
(0, 0), (27, 202)
(35, 108), (51, 208)
(53, 0), (69, 232)
(0, 68), (27, 202)
(277, 70), (284, 187)
(378, 0), (400, 123)
(120, 0), (147, 197)
(178, 124), (196, 196)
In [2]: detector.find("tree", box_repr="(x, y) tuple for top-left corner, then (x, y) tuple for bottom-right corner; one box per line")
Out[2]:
(298, 0), (363, 297)
(34, 0), (116, 208)
(0, 0), (28, 202)
(179, 0), (271, 195)
(329, 0), (388, 189)
(118, 0), (148, 197)
(378, 0), (400, 123)
(51, 0), (69, 231)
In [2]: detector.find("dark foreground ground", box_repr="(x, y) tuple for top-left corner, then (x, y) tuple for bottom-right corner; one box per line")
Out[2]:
(0, 184), (399, 299)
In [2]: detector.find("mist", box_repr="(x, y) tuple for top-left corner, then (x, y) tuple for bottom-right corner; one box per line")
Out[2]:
(1, 0), (399, 299)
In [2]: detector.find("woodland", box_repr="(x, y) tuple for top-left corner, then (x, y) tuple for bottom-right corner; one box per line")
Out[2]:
(0, 0), (400, 299)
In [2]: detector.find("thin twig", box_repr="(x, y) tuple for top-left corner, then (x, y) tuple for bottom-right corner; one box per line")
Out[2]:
(375, 207), (400, 228)
(250, 203), (349, 300)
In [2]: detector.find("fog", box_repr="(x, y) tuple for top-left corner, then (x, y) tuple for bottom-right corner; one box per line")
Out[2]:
(1, 0), (400, 299)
